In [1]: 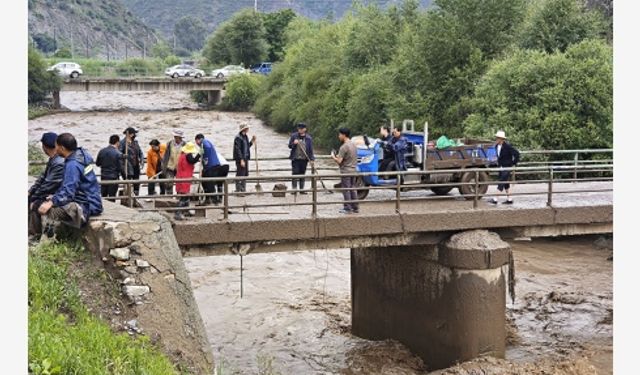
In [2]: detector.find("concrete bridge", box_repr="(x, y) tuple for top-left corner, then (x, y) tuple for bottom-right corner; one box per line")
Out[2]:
(53, 77), (227, 108)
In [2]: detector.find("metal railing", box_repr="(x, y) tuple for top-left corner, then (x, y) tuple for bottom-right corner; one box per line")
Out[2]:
(98, 163), (613, 220)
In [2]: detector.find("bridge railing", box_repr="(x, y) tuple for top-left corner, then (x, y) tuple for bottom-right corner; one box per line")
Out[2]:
(99, 163), (613, 219)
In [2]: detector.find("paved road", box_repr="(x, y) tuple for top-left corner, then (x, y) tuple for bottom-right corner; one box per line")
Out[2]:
(174, 180), (612, 223)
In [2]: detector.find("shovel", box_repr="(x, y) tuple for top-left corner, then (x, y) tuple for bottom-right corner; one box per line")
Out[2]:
(254, 142), (264, 195)
(297, 142), (333, 194)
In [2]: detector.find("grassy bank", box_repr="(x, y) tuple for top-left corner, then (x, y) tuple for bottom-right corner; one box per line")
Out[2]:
(28, 240), (179, 374)
(28, 105), (55, 120)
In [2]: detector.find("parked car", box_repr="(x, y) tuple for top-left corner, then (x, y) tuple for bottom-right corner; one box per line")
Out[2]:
(211, 65), (247, 79)
(165, 64), (205, 78)
(47, 62), (83, 78)
(250, 62), (272, 75)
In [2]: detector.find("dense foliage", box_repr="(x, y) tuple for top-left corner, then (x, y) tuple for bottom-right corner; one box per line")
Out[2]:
(174, 16), (208, 53)
(28, 45), (61, 104)
(253, 0), (612, 150)
(220, 74), (265, 111)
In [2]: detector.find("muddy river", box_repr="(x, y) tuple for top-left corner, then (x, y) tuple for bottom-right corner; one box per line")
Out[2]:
(28, 92), (613, 374)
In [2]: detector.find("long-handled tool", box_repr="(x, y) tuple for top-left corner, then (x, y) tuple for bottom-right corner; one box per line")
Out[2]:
(253, 142), (264, 195)
(297, 142), (333, 194)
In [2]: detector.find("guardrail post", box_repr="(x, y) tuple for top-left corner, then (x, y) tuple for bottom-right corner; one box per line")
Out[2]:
(128, 181), (133, 208)
(223, 179), (229, 220)
(547, 167), (554, 207)
(311, 174), (318, 217)
(395, 174), (401, 213)
(573, 152), (578, 182)
(473, 170), (479, 209)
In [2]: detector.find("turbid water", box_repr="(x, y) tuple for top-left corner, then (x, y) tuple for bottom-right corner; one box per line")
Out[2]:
(29, 91), (613, 374)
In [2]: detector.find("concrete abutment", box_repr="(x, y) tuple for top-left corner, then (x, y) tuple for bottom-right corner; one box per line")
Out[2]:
(351, 229), (511, 370)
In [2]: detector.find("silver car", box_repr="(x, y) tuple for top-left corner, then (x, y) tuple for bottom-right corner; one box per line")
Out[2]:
(165, 64), (205, 78)
(211, 65), (247, 79)
(47, 62), (83, 78)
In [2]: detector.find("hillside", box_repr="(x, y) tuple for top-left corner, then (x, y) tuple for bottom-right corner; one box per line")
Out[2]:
(28, 0), (161, 59)
(122, 0), (433, 38)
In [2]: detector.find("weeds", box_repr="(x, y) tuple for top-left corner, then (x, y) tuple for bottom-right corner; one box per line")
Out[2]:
(28, 241), (179, 374)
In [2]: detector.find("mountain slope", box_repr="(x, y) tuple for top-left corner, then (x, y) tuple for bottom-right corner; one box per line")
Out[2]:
(28, 0), (161, 58)
(122, 0), (433, 38)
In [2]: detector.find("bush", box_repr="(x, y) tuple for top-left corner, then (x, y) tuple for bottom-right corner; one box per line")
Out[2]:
(28, 45), (61, 104)
(163, 55), (181, 67)
(116, 58), (158, 77)
(220, 74), (264, 111)
(53, 47), (72, 58)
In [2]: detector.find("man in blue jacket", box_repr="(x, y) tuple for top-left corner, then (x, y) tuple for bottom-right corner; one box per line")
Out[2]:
(288, 123), (315, 194)
(390, 126), (409, 172)
(489, 130), (520, 205)
(28, 132), (65, 237)
(38, 133), (103, 232)
(195, 133), (229, 205)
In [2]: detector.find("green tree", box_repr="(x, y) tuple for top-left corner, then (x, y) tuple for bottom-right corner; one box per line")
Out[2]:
(262, 9), (297, 62)
(32, 33), (57, 54)
(28, 45), (61, 104)
(344, 4), (398, 69)
(518, 0), (607, 53)
(174, 16), (208, 52)
(53, 47), (72, 58)
(464, 40), (612, 150)
(151, 41), (172, 59)
(221, 74), (264, 111)
(202, 9), (267, 67)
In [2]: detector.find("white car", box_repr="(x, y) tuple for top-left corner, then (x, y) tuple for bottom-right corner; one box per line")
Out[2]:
(47, 62), (83, 78)
(165, 65), (205, 79)
(211, 65), (247, 79)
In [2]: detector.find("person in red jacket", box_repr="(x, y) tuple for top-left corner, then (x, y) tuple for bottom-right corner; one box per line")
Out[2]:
(174, 142), (201, 220)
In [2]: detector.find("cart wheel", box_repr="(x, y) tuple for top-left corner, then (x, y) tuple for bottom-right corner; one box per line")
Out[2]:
(430, 186), (454, 195)
(355, 176), (369, 200)
(458, 171), (489, 199)
(197, 183), (207, 205)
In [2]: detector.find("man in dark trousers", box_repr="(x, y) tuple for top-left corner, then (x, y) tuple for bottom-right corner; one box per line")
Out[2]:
(378, 125), (394, 172)
(37, 133), (103, 232)
(28, 132), (65, 237)
(233, 123), (256, 194)
(119, 127), (144, 196)
(331, 128), (359, 214)
(96, 134), (122, 199)
(490, 130), (520, 204)
(288, 123), (315, 194)
(195, 133), (227, 205)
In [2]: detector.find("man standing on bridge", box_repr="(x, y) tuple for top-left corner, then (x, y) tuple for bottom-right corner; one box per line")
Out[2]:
(119, 127), (144, 196)
(163, 129), (186, 196)
(490, 130), (520, 205)
(233, 123), (256, 195)
(96, 134), (123, 200)
(288, 122), (315, 194)
(331, 128), (359, 214)
(195, 133), (226, 205)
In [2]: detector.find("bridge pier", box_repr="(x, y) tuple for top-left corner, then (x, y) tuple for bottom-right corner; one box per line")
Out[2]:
(207, 90), (221, 106)
(351, 229), (512, 370)
(52, 90), (61, 109)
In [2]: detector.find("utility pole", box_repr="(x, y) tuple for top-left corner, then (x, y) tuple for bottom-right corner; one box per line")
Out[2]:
(254, 0), (257, 12)
(125, 42), (128, 60)
(106, 36), (110, 61)
(85, 33), (89, 58)
(173, 33), (176, 52)
(143, 40), (146, 59)
(70, 31), (74, 58)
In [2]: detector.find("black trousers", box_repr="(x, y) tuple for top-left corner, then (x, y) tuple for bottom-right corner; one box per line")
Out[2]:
(101, 176), (120, 199)
(124, 165), (141, 195)
(497, 169), (512, 191)
(291, 159), (308, 190)
(147, 173), (166, 195)
(235, 160), (249, 192)
(202, 165), (230, 201)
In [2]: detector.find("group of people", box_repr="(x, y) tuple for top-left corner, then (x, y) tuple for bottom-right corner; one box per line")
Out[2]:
(94, 126), (235, 220)
(28, 132), (103, 240)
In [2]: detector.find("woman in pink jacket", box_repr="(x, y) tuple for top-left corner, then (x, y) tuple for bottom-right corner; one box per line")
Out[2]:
(174, 142), (201, 220)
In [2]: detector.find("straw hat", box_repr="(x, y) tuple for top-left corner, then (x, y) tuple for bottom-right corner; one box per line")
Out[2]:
(181, 142), (198, 154)
(495, 130), (506, 139)
(172, 129), (184, 137)
(239, 123), (250, 131)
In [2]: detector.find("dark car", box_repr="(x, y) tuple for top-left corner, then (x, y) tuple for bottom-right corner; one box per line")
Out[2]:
(250, 62), (272, 75)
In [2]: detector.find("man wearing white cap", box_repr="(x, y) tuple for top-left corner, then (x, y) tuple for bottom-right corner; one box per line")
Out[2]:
(162, 129), (186, 195)
(490, 130), (520, 204)
(233, 123), (256, 194)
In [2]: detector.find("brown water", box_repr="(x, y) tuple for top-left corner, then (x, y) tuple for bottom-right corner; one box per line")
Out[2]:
(28, 92), (613, 374)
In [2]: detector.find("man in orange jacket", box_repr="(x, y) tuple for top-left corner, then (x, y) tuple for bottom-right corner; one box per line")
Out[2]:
(146, 139), (166, 195)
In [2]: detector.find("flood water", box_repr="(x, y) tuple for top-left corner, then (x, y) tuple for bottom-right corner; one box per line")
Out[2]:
(28, 92), (613, 374)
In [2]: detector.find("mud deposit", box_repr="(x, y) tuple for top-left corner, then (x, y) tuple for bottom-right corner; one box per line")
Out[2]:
(185, 237), (612, 374)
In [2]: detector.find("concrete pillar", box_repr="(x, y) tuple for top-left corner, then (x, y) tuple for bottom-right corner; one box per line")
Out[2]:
(52, 90), (61, 109)
(351, 229), (512, 371)
(207, 90), (221, 105)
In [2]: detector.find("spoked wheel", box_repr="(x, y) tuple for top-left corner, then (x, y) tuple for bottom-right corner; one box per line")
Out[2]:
(172, 73), (179, 78)
(458, 171), (489, 199)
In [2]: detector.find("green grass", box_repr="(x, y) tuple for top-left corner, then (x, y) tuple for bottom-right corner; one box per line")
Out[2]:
(28, 142), (46, 176)
(28, 105), (53, 120)
(28, 241), (179, 375)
